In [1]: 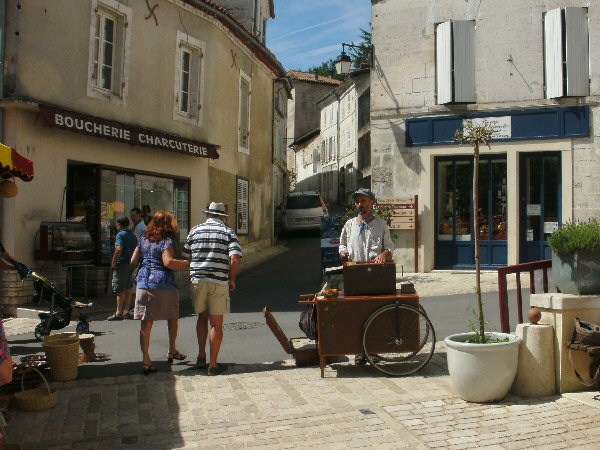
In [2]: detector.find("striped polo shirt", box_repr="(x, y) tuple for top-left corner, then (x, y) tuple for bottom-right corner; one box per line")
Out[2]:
(183, 218), (243, 284)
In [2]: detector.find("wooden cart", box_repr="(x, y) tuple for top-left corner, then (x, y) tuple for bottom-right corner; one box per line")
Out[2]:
(299, 292), (436, 377)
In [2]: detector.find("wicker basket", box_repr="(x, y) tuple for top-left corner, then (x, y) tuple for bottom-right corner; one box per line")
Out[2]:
(13, 367), (57, 412)
(42, 336), (80, 381)
(42, 332), (78, 346)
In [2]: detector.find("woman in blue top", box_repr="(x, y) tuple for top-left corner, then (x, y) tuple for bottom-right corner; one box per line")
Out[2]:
(131, 210), (190, 375)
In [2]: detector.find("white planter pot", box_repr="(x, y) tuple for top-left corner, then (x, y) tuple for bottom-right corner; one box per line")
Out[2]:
(445, 332), (521, 403)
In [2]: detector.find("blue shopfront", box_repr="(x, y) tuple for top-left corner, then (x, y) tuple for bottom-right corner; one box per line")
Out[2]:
(406, 106), (589, 270)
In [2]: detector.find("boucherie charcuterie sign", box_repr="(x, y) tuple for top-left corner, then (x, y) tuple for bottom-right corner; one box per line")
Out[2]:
(39, 104), (219, 159)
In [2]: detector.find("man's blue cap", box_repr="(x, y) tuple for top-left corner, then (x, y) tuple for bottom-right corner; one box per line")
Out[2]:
(352, 188), (376, 201)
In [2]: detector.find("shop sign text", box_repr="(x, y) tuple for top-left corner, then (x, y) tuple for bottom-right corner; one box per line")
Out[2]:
(39, 104), (219, 159)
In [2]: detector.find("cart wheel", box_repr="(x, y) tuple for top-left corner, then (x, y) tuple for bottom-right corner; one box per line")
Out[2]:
(362, 304), (436, 377)
(34, 323), (50, 341)
(76, 321), (90, 334)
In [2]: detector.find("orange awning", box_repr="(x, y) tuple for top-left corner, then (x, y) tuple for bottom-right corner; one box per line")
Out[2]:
(0, 143), (34, 182)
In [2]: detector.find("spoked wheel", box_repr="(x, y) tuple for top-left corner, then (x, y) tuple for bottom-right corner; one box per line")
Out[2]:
(362, 303), (436, 377)
(76, 321), (90, 334)
(34, 323), (50, 341)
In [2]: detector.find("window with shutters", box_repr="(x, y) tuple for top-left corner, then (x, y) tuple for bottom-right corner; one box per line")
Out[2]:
(236, 177), (249, 235)
(238, 71), (251, 154)
(174, 31), (205, 126)
(435, 20), (475, 105)
(87, 0), (131, 104)
(544, 7), (589, 99)
(313, 148), (318, 173)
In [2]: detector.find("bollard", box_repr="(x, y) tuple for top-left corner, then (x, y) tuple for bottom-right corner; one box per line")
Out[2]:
(511, 323), (556, 397)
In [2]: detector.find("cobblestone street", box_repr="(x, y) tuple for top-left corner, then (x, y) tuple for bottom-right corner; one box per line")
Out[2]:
(6, 350), (600, 449)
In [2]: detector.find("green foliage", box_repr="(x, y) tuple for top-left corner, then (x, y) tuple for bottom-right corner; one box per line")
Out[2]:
(548, 219), (600, 255)
(306, 59), (345, 81)
(347, 28), (372, 70)
(453, 120), (495, 148)
(342, 202), (393, 226)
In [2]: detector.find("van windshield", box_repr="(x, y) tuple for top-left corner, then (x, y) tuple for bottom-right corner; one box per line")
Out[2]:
(286, 195), (322, 209)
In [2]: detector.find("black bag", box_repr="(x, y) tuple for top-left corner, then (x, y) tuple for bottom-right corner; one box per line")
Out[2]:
(299, 304), (318, 341)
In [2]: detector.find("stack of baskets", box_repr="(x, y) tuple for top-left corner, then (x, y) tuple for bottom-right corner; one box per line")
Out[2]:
(42, 332), (80, 381)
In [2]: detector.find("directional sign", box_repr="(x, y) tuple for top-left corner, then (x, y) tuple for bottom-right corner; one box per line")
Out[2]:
(392, 209), (415, 217)
(390, 217), (416, 229)
(390, 221), (415, 230)
(379, 196), (414, 205)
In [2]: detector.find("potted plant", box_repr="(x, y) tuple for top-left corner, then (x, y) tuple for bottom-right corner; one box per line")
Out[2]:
(548, 219), (600, 295)
(444, 120), (521, 402)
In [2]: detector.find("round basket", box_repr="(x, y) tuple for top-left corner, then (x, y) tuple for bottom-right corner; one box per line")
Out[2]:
(13, 367), (57, 412)
(42, 332), (78, 346)
(42, 338), (79, 381)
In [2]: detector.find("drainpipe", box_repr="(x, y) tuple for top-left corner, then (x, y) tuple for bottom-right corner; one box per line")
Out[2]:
(0, 0), (8, 253)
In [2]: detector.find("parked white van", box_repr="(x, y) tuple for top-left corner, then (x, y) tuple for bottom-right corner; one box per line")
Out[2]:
(282, 191), (328, 233)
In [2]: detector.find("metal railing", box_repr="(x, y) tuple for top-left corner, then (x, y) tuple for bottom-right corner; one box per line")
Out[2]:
(497, 259), (553, 333)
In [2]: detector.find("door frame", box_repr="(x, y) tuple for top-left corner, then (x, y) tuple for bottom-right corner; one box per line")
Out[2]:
(434, 155), (508, 269)
(519, 152), (562, 263)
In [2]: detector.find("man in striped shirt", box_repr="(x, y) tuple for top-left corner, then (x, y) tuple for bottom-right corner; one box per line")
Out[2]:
(183, 202), (242, 376)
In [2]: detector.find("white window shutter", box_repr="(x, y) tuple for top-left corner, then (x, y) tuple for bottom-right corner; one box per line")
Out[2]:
(453, 21), (475, 103)
(236, 178), (249, 235)
(436, 21), (452, 104)
(565, 7), (589, 97)
(544, 8), (563, 99)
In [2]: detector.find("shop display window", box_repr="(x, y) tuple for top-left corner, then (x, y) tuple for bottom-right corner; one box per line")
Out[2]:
(67, 163), (190, 264)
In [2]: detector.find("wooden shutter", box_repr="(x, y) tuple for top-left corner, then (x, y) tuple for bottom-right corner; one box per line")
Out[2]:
(236, 177), (249, 235)
(453, 21), (475, 103)
(544, 8), (563, 99)
(436, 21), (452, 104)
(565, 7), (589, 97)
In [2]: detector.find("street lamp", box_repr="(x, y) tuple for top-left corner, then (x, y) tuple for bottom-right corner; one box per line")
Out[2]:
(335, 42), (371, 75)
(334, 43), (353, 75)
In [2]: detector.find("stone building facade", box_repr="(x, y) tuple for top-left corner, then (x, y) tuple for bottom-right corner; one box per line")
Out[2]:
(0, 0), (286, 312)
(371, 0), (600, 271)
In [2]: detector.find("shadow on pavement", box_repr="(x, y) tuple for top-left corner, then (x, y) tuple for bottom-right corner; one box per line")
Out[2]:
(232, 232), (323, 313)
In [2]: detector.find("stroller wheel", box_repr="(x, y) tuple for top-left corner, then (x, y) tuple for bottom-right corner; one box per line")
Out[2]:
(76, 321), (90, 334)
(34, 323), (50, 341)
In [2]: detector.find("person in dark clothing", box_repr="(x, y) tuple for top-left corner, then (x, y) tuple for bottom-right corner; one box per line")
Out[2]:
(107, 217), (137, 320)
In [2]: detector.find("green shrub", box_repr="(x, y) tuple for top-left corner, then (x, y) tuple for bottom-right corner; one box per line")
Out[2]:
(547, 219), (600, 255)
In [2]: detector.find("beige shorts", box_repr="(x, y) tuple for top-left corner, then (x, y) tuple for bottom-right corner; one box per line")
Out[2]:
(191, 280), (230, 315)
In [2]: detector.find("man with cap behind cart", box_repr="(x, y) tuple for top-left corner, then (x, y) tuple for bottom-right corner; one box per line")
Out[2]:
(339, 188), (394, 264)
(339, 188), (394, 365)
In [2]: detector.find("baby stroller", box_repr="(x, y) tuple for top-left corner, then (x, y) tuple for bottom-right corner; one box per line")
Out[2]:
(30, 271), (93, 341)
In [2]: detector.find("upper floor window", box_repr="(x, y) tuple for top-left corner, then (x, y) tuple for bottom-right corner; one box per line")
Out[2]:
(174, 31), (206, 126)
(88, 0), (131, 103)
(544, 7), (589, 98)
(238, 71), (251, 154)
(435, 20), (475, 104)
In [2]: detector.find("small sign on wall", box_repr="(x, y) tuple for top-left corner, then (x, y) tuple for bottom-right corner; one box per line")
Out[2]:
(464, 116), (512, 139)
(527, 204), (541, 216)
(544, 221), (559, 234)
(527, 229), (534, 241)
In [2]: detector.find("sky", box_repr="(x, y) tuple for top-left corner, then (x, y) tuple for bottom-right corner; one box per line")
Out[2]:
(267, 0), (372, 72)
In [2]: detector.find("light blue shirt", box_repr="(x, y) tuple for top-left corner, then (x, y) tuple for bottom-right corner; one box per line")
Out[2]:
(339, 215), (394, 262)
